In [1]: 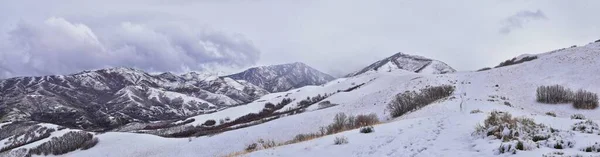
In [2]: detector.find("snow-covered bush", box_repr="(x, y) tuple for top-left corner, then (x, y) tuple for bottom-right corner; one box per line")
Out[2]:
(359, 126), (374, 134)
(474, 111), (576, 154)
(334, 136), (348, 145)
(572, 120), (600, 134)
(497, 140), (537, 154)
(470, 109), (483, 114)
(537, 85), (574, 104)
(474, 111), (541, 141)
(257, 139), (277, 149)
(573, 90), (599, 109)
(546, 112), (557, 117)
(571, 114), (586, 120)
(388, 85), (454, 118)
(29, 131), (99, 155)
(581, 142), (600, 152)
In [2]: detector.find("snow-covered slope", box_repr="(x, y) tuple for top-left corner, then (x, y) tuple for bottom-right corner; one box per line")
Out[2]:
(347, 52), (456, 77)
(226, 62), (336, 93)
(0, 68), (265, 130)
(4, 42), (600, 157)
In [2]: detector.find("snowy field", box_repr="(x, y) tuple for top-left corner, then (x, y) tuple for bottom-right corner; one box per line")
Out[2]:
(3, 42), (600, 157)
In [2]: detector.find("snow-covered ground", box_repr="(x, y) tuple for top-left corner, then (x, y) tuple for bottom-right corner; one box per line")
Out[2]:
(4, 42), (600, 157)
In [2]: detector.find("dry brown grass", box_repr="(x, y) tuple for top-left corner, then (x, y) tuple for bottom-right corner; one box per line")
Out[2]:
(222, 113), (381, 157)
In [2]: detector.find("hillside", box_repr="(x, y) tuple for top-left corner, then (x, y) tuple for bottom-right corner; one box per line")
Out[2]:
(2, 42), (600, 157)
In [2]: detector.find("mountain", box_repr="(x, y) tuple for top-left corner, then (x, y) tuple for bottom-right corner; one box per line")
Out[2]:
(347, 52), (456, 77)
(5, 42), (600, 157)
(51, 42), (600, 157)
(0, 67), (266, 130)
(226, 62), (336, 93)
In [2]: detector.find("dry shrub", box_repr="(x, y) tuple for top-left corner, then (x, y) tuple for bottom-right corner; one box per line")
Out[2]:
(388, 85), (454, 118)
(333, 136), (348, 145)
(573, 90), (599, 109)
(536, 85), (573, 104)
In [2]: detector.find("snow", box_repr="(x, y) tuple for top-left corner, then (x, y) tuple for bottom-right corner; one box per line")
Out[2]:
(147, 87), (215, 107)
(223, 77), (246, 91)
(5, 42), (600, 157)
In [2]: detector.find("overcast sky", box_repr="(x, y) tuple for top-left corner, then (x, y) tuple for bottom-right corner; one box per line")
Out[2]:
(1, 0), (599, 78)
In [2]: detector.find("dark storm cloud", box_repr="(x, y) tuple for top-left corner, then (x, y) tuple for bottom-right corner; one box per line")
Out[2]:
(0, 17), (260, 78)
(499, 10), (547, 34)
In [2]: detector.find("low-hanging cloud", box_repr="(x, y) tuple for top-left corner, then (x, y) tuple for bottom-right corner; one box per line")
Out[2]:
(499, 10), (547, 34)
(0, 17), (260, 78)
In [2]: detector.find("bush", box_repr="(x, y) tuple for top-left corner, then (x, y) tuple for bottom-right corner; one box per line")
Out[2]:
(202, 120), (216, 126)
(516, 141), (524, 150)
(80, 137), (99, 150)
(477, 67), (492, 72)
(572, 120), (599, 134)
(257, 139), (277, 149)
(264, 102), (275, 110)
(245, 143), (257, 151)
(326, 113), (379, 134)
(317, 101), (337, 109)
(581, 143), (600, 152)
(536, 85), (573, 104)
(475, 111), (576, 153)
(327, 113), (348, 134)
(495, 56), (538, 68)
(359, 126), (374, 134)
(571, 114), (586, 120)
(474, 111), (539, 141)
(29, 131), (98, 155)
(470, 109), (483, 114)
(333, 136), (348, 145)
(573, 90), (599, 109)
(545, 112), (557, 117)
(388, 85), (455, 118)
(354, 114), (379, 127)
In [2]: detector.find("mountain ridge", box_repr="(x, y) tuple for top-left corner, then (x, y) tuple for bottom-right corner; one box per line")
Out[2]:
(347, 52), (456, 77)
(226, 62), (336, 93)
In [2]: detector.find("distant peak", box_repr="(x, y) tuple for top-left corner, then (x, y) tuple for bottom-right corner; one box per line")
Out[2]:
(347, 52), (455, 77)
(390, 52), (431, 61)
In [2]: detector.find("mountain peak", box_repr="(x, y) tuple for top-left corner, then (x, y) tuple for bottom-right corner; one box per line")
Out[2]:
(347, 52), (456, 77)
(227, 62), (335, 93)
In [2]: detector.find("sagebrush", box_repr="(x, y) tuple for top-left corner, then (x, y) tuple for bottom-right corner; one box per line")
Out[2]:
(334, 136), (348, 145)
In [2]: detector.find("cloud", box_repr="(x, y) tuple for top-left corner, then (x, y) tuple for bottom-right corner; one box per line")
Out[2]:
(499, 10), (547, 34)
(0, 17), (260, 78)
